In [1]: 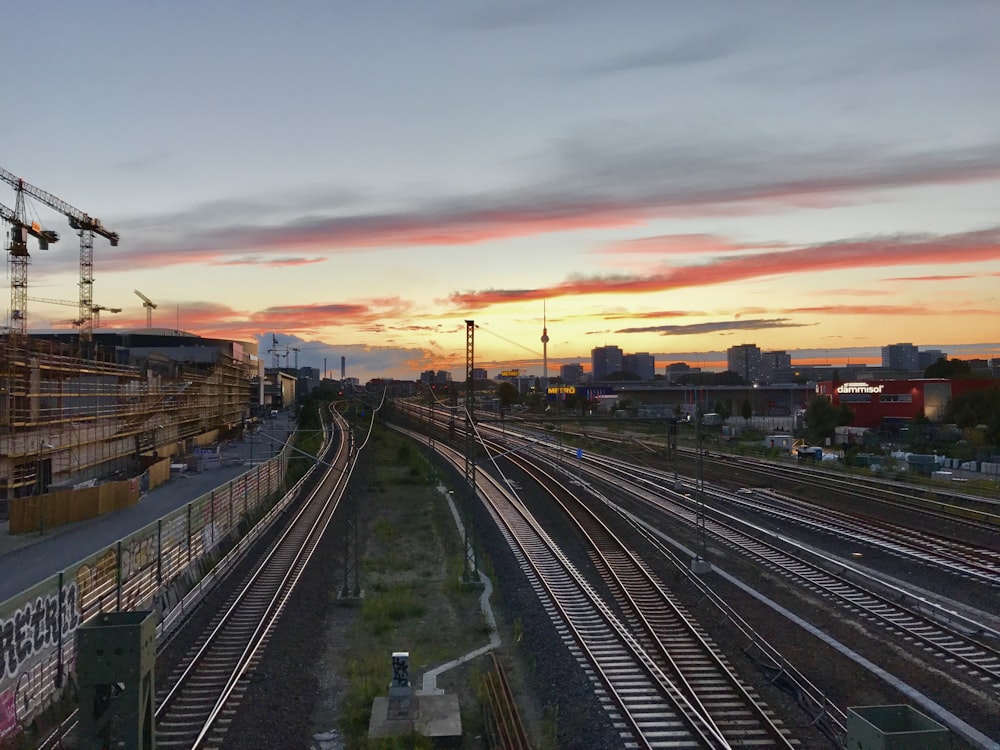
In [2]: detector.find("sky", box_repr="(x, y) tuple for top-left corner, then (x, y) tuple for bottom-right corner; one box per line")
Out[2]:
(3, 1), (1000, 381)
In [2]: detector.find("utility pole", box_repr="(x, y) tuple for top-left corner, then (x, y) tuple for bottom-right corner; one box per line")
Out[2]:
(462, 320), (478, 583)
(691, 400), (711, 574)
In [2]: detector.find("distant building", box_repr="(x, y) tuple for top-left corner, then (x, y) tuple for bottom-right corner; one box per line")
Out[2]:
(560, 363), (584, 384)
(727, 344), (762, 384)
(816, 377), (995, 429)
(918, 349), (946, 370)
(472, 367), (488, 380)
(298, 366), (321, 397)
(419, 370), (452, 385)
(881, 343), (920, 372)
(665, 362), (700, 382)
(761, 350), (793, 383)
(591, 345), (623, 381)
(622, 352), (655, 381)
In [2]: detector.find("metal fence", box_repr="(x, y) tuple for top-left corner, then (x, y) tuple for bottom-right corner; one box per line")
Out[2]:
(0, 454), (288, 742)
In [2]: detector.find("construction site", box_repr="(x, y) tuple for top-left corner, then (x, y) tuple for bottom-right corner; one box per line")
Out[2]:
(0, 166), (259, 519)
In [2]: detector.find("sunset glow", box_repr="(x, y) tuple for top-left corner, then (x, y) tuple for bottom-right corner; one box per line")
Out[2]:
(7, 3), (999, 381)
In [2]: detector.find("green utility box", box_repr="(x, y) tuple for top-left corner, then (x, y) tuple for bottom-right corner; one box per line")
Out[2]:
(847, 705), (949, 750)
(76, 610), (157, 750)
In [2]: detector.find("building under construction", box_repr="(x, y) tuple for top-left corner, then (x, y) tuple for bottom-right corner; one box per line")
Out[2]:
(1, 329), (259, 501)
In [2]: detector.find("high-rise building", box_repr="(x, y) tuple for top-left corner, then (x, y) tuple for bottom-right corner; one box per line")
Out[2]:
(727, 344), (762, 384)
(760, 350), (792, 383)
(591, 346), (623, 381)
(918, 349), (946, 370)
(881, 343), (920, 372)
(665, 362), (700, 382)
(622, 352), (655, 381)
(560, 363), (583, 384)
(472, 367), (488, 380)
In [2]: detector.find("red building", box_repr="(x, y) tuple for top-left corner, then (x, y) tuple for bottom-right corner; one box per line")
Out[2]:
(815, 378), (995, 429)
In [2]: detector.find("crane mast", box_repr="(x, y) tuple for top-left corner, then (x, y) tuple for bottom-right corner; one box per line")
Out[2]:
(0, 166), (119, 343)
(1, 193), (60, 339)
(134, 289), (157, 328)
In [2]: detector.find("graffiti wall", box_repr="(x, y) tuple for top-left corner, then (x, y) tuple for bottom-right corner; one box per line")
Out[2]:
(0, 457), (286, 742)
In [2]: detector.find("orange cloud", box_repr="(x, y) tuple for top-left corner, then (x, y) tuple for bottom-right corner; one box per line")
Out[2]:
(449, 226), (1000, 309)
(881, 272), (1000, 282)
(607, 233), (785, 255)
(100, 141), (1000, 272)
(781, 304), (995, 315)
(215, 256), (327, 267)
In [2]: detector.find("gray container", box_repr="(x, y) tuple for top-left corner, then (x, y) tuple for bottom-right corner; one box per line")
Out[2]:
(847, 705), (948, 750)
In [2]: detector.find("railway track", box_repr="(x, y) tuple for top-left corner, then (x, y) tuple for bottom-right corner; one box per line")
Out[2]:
(398, 423), (801, 748)
(152, 408), (353, 749)
(566, 451), (1000, 699)
(393, 404), (1000, 745)
(717, 486), (1000, 585)
(494, 446), (798, 749)
(718, 453), (1000, 530)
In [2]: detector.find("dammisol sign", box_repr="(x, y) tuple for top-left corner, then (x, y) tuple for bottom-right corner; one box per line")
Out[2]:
(836, 381), (884, 394)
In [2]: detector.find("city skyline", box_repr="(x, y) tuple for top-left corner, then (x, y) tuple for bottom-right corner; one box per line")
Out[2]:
(4, 2), (1000, 382)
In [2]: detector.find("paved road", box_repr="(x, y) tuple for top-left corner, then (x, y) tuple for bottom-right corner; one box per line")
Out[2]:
(0, 413), (296, 603)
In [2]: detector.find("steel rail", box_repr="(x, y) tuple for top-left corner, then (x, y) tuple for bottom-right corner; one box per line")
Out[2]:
(394, 425), (724, 748)
(573, 452), (1000, 695)
(498, 446), (797, 749)
(153, 409), (352, 748)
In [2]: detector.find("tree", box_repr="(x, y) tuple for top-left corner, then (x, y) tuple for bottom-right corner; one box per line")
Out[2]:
(740, 399), (753, 425)
(804, 395), (839, 444)
(944, 385), (1000, 443)
(496, 382), (519, 410)
(924, 357), (972, 378)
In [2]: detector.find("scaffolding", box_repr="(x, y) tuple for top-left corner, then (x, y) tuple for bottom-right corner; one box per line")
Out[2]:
(1, 336), (253, 500)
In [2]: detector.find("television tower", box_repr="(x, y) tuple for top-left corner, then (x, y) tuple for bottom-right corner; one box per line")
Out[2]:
(540, 301), (549, 383)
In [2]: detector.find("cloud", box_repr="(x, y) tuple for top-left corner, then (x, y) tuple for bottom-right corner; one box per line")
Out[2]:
(448, 225), (1000, 309)
(600, 310), (696, 320)
(114, 150), (172, 173)
(614, 318), (808, 336)
(574, 31), (737, 76)
(781, 304), (995, 316)
(215, 256), (327, 267)
(606, 233), (775, 256)
(251, 333), (442, 382)
(881, 273), (999, 282)
(96, 140), (1000, 272)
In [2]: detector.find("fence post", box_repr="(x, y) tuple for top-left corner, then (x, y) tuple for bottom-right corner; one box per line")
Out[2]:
(156, 519), (163, 585)
(186, 504), (192, 566)
(56, 571), (64, 688)
(116, 540), (123, 612)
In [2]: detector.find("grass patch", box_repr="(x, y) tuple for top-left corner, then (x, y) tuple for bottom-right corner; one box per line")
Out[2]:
(336, 425), (491, 748)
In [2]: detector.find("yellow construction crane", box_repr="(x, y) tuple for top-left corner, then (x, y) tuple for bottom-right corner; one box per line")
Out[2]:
(134, 289), (157, 328)
(1, 199), (60, 337)
(27, 296), (122, 328)
(0, 166), (119, 343)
